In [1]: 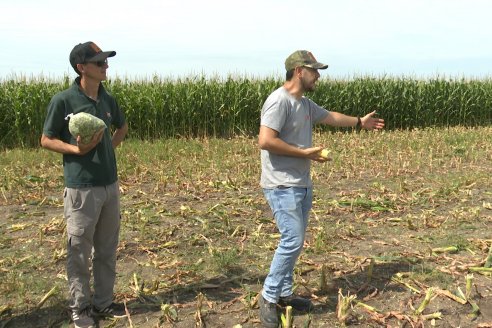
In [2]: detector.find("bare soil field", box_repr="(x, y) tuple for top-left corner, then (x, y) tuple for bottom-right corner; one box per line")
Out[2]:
(1, 130), (492, 328)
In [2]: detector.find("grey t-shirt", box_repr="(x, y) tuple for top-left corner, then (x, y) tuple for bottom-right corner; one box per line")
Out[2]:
(260, 86), (329, 188)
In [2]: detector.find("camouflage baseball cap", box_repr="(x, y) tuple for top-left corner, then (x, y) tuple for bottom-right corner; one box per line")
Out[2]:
(285, 50), (328, 71)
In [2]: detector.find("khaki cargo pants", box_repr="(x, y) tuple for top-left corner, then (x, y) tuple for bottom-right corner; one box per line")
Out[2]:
(64, 182), (120, 311)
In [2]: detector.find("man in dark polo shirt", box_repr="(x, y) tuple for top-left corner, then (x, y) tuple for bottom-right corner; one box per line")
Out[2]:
(41, 41), (128, 328)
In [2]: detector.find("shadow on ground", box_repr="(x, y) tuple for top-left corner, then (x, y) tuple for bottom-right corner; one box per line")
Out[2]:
(1, 259), (425, 327)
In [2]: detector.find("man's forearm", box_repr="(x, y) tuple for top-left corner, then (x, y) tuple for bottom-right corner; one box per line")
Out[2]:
(322, 111), (359, 127)
(111, 123), (128, 148)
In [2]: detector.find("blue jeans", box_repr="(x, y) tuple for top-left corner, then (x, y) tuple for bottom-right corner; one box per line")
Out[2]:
(261, 187), (313, 303)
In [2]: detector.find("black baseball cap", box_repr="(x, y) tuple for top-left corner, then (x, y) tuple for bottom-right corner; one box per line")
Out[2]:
(69, 41), (116, 74)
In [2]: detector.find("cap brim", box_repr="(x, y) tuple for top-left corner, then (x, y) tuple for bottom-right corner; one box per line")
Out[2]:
(306, 62), (328, 70)
(88, 51), (116, 62)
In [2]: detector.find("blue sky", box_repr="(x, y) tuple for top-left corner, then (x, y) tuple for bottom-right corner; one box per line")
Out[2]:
(1, 0), (491, 80)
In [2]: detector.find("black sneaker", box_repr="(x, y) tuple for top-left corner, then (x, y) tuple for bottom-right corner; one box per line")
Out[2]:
(92, 302), (127, 319)
(72, 307), (95, 328)
(279, 294), (313, 312)
(258, 295), (278, 328)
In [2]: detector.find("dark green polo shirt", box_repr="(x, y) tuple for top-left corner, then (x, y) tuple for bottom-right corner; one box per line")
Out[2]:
(42, 77), (126, 188)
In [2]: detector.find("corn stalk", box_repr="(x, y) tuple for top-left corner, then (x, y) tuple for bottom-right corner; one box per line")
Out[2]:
(5, 76), (492, 148)
(465, 274), (473, 300)
(415, 287), (435, 315)
(431, 245), (459, 255)
(319, 264), (328, 292)
(421, 312), (442, 320)
(355, 300), (381, 313)
(280, 306), (293, 328)
(161, 303), (178, 323)
(485, 242), (492, 268)
(366, 258), (374, 283)
(35, 286), (58, 309)
(468, 301), (481, 319)
(468, 267), (492, 276)
(124, 300), (134, 328)
(391, 273), (421, 294)
(195, 292), (205, 327)
(436, 289), (467, 305)
(336, 289), (357, 324)
(131, 272), (161, 304)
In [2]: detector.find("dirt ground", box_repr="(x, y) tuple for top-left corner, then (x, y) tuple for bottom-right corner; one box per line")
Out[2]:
(2, 132), (492, 328)
(1, 175), (492, 328)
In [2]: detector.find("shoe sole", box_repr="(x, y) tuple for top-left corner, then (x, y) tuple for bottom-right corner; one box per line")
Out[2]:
(92, 313), (127, 319)
(92, 311), (127, 319)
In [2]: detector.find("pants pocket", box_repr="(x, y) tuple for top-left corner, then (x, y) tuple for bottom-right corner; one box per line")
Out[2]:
(67, 224), (84, 237)
(272, 188), (297, 211)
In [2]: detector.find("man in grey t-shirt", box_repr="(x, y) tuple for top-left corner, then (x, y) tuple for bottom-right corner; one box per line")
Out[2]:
(257, 50), (384, 328)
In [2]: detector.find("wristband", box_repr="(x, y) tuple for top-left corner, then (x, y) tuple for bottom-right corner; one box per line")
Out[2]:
(356, 117), (361, 129)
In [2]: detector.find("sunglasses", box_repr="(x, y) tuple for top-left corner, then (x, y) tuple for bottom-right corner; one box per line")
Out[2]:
(85, 59), (108, 67)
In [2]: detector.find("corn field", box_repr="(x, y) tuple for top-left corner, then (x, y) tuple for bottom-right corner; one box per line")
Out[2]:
(2, 75), (492, 148)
